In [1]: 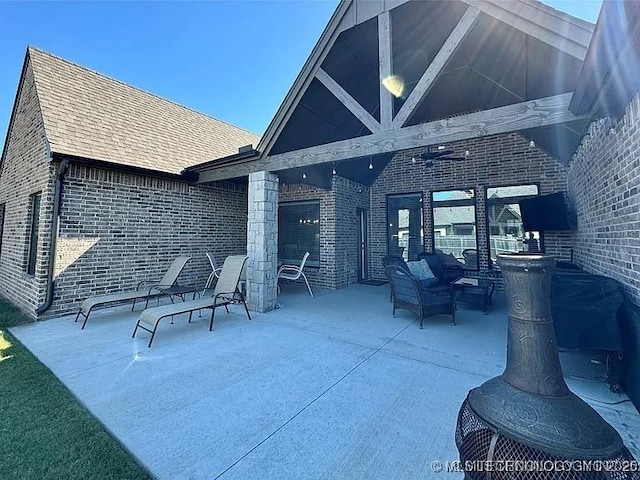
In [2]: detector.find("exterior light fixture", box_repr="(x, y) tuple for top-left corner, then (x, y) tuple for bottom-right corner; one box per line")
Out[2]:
(464, 149), (470, 158)
(411, 157), (416, 164)
(368, 158), (374, 170)
(302, 172), (307, 179)
(332, 164), (337, 175)
(529, 139), (536, 148)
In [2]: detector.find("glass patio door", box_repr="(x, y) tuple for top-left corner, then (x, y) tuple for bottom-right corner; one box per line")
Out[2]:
(387, 193), (424, 262)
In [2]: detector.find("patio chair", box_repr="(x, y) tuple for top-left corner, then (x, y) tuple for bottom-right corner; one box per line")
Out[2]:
(462, 248), (478, 270)
(75, 255), (192, 329)
(382, 255), (441, 299)
(277, 251), (313, 297)
(203, 252), (222, 291)
(382, 255), (406, 301)
(385, 264), (455, 328)
(132, 255), (250, 347)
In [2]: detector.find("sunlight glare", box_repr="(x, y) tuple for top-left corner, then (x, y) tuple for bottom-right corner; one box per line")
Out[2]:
(55, 237), (100, 278)
(117, 344), (159, 378)
(0, 332), (14, 362)
(382, 75), (405, 98)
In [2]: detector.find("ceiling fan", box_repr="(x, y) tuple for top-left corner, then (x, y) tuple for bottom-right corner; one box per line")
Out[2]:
(413, 146), (468, 166)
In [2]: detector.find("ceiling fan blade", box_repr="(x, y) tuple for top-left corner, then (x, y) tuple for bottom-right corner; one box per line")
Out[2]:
(423, 149), (455, 159)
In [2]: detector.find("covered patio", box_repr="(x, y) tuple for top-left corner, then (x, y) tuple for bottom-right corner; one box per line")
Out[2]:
(10, 285), (639, 479)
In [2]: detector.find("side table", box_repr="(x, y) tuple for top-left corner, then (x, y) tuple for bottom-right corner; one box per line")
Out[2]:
(451, 277), (495, 314)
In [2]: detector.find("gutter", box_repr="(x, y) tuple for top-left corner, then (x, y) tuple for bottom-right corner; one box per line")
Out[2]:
(35, 159), (70, 316)
(50, 152), (198, 182)
(184, 148), (259, 174)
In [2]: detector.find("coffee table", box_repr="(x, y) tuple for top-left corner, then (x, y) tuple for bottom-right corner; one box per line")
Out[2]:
(451, 277), (495, 314)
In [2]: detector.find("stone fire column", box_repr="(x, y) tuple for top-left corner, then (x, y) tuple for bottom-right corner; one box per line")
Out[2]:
(246, 171), (278, 313)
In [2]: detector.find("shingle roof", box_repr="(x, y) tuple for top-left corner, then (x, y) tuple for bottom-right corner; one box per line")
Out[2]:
(434, 206), (476, 227)
(27, 47), (260, 175)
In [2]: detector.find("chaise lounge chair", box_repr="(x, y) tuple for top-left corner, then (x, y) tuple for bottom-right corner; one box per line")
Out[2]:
(132, 255), (250, 347)
(75, 256), (191, 329)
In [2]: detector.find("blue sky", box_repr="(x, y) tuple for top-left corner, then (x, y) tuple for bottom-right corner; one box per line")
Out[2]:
(0, 0), (602, 144)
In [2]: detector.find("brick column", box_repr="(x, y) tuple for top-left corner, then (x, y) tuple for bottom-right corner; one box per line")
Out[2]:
(246, 171), (278, 312)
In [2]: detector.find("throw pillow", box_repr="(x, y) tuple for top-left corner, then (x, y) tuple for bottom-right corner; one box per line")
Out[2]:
(406, 259), (435, 280)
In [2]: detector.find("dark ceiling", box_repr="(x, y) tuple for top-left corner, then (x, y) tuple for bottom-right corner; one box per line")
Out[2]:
(270, 0), (587, 181)
(278, 152), (393, 189)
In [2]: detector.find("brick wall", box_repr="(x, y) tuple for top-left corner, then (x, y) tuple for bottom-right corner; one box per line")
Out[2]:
(0, 59), (55, 318)
(334, 176), (370, 288)
(568, 93), (640, 306)
(279, 182), (334, 289)
(278, 175), (369, 290)
(370, 132), (572, 281)
(46, 165), (248, 318)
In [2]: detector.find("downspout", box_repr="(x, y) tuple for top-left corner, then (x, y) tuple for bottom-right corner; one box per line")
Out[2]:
(35, 159), (70, 316)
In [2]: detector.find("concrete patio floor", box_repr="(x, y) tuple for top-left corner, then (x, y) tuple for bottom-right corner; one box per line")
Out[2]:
(11, 283), (640, 480)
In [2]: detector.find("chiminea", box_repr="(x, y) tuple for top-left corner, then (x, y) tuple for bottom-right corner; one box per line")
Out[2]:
(455, 254), (639, 480)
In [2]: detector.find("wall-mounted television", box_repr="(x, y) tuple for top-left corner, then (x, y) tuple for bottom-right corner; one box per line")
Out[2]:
(519, 192), (573, 231)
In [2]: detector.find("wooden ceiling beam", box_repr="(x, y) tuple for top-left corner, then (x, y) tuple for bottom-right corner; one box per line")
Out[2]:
(196, 92), (588, 183)
(460, 0), (592, 60)
(257, 1), (352, 158)
(392, 6), (480, 128)
(378, 11), (394, 128)
(315, 68), (381, 133)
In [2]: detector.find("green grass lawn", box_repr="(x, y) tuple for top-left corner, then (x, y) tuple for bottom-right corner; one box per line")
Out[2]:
(0, 298), (152, 480)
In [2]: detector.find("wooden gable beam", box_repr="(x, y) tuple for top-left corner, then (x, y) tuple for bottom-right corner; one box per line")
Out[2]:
(461, 0), (592, 60)
(315, 68), (381, 134)
(392, 6), (480, 128)
(258, 0), (592, 165)
(257, 1), (353, 158)
(197, 93), (587, 183)
(378, 11), (394, 128)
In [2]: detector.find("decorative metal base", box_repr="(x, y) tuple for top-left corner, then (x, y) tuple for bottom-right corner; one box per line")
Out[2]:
(456, 392), (639, 479)
(455, 255), (639, 480)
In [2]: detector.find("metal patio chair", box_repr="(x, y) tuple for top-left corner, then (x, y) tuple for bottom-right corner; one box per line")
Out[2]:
(277, 251), (313, 297)
(75, 256), (192, 329)
(203, 252), (223, 291)
(132, 255), (251, 347)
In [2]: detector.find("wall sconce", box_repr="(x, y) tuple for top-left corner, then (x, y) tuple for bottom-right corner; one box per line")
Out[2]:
(529, 139), (536, 148)
(368, 158), (374, 170)
(302, 172), (307, 179)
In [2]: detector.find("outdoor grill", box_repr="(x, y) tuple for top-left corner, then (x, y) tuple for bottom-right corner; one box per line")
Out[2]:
(455, 254), (639, 480)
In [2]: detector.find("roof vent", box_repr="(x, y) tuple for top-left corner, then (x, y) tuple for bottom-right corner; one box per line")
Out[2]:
(238, 144), (254, 154)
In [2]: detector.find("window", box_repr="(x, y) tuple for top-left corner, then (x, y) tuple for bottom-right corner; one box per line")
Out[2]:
(432, 189), (477, 269)
(26, 192), (42, 275)
(278, 201), (320, 267)
(387, 193), (423, 261)
(0, 203), (5, 257)
(486, 185), (540, 264)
